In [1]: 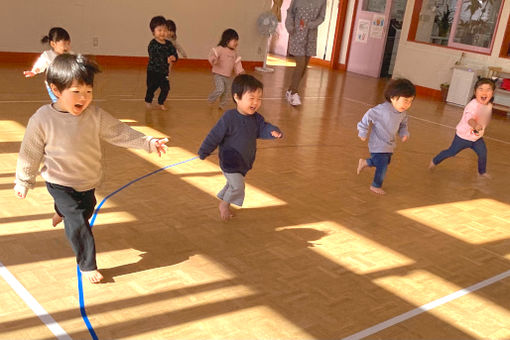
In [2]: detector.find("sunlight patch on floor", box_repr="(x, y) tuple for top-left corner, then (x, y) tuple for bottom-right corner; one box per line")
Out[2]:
(266, 55), (296, 67)
(0, 120), (26, 142)
(277, 221), (414, 274)
(397, 199), (510, 244)
(373, 270), (510, 338)
(129, 147), (287, 208)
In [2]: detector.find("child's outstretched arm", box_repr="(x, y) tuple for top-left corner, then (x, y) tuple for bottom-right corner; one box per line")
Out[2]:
(256, 115), (283, 139)
(23, 52), (50, 78)
(234, 56), (245, 75)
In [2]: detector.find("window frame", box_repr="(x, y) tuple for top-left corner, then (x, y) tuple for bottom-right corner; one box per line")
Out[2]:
(408, 0), (506, 55)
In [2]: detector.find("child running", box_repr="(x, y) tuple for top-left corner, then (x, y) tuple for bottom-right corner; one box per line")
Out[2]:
(23, 27), (71, 102)
(429, 78), (495, 177)
(14, 54), (169, 283)
(145, 15), (178, 111)
(357, 78), (416, 195)
(207, 28), (244, 110)
(198, 74), (282, 220)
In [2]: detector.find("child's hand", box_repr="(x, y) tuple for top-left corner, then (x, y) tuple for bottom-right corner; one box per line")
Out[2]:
(14, 184), (27, 199)
(168, 55), (176, 63)
(23, 70), (36, 78)
(359, 136), (367, 142)
(401, 135), (409, 142)
(150, 138), (169, 157)
(271, 131), (283, 138)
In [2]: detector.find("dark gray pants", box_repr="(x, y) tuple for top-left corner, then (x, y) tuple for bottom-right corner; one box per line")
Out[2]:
(289, 56), (311, 94)
(46, 182), (97, 271)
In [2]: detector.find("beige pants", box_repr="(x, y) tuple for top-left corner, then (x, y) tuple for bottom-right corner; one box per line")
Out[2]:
(289, 56), (311, 94)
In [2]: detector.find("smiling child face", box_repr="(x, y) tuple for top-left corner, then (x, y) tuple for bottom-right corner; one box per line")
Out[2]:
(234, 88), (262, 115)
(51, 80), (93, 116)
(475, 83), (494, 105)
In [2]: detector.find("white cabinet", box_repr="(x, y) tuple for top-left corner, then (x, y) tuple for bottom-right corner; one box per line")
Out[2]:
(446, 66), (480, 106)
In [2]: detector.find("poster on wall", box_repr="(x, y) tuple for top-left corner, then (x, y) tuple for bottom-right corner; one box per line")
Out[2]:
(355, 19), (370, 43)
(370, 14), (385, 39)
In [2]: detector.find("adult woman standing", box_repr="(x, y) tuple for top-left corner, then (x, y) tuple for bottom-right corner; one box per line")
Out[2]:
(285, 0), (326, 106)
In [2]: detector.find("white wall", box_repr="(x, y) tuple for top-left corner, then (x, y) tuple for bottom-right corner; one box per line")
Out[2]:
(392, 0), (510, 90)
(1, 0), (271, 61)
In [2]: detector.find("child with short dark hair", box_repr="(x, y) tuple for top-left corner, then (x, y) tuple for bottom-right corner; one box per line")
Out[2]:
(14, 54), (169, 283)
(429, 78), (495, 177)
(23, 27), (71, 102)
(198, 74), (282, 220)
(145, 15), (178, 111)
(356, 78), (416, 195)
(166, 19), (187, 58)
(207, 28), (244, 110)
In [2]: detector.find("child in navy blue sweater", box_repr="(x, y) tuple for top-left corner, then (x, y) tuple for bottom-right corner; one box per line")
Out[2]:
(198, 74), (282, 220)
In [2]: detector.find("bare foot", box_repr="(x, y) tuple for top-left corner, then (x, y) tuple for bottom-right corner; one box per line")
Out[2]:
(478, 172), (492, 179)
(159, 104), (167, 111)
(357, 159), (368, 175)
(52, 213), (63, 227)
(218, 201), (233, 221)
(428, 160), (436, 171)
(145, 102), (152, 110)
(370, 186), (386, 195)
(81, 270), (103, 283)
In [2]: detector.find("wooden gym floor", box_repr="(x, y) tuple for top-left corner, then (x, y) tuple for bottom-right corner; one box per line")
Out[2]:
(1, 56), (510, 339)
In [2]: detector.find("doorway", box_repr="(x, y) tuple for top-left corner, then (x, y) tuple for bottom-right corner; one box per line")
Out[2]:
(346, 0), (407, 78)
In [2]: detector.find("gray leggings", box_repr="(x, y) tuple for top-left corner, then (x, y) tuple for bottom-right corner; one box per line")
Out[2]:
(289, 56), (311, 94)
(217, 172), (245, 207)
(208, 74), (232, 107)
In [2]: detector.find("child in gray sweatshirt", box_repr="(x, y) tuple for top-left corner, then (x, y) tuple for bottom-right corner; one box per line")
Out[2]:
(356, 78), (415, 195)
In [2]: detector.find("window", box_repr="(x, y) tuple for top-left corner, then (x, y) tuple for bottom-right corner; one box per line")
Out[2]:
(409, 0), (504, 53)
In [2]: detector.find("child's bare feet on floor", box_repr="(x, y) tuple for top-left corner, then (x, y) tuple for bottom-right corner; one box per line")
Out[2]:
(145, 102), (152, 110)
(357, 159), (368, 175)
(52, 213), (63, 227)
(478, 172), (492, 179)
(219, 201), (234, 221)
(82, 270), (103, 283)
(159, 105), (167, 111)
(370, 186), (386, 195)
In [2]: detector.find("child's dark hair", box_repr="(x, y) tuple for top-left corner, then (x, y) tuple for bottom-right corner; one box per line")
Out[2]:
(166, 20), (176, 32)
(218, 28), (239, 47)
(472, 77), (495, 102)
(384, 78), (416, 101)
(149, 16), (167, 32)
(46, 54), (101, 92)
(232, 74), (263, 101)
(41, 27), (70, 44)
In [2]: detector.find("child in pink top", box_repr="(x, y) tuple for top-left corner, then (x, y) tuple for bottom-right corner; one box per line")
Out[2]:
(207, 29), (244, 109)
(429, 78), (495, 177)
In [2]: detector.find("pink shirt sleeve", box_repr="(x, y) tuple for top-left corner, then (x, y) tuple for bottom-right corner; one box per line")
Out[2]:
(455, 99), (490, 141)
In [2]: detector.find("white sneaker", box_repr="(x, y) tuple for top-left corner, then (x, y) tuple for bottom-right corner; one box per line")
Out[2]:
(289, 92), (301, 106)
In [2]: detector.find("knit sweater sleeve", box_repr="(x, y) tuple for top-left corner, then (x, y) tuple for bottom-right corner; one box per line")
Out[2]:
(198, 114), (228, 159)
(98, 108), (153, 152)
(15, 115), (45, 189)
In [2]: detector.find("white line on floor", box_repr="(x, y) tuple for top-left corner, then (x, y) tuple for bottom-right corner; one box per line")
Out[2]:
(0, 261), (71, 340)
(342, 269), (510, 340)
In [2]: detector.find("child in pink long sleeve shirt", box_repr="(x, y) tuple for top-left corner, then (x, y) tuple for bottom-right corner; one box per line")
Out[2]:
(207, 29), (244, 109)
(429, 78), (495, 177)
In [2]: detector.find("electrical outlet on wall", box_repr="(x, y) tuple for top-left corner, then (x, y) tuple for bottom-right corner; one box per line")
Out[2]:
(93, 37), (99, 47)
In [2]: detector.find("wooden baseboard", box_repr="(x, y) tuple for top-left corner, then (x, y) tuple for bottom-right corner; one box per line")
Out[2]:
(0, 51), (263, 70)
(415, 84), (442, 100)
